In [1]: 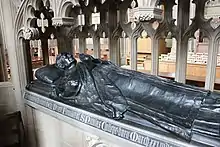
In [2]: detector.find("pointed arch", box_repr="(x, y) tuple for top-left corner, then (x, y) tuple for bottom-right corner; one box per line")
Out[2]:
(131, 22), (144, 38)
(58, 0), (80, 17)
(112, 24), (124, 39)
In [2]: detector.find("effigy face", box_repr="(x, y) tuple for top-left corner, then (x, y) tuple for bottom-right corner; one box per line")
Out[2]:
(26, 52), (220, 145)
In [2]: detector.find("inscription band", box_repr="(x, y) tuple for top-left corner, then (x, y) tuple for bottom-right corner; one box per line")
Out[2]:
(24, 91), (180, 147)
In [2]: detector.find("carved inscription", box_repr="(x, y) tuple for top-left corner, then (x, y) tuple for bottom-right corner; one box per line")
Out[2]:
(24, 93), (179, 147)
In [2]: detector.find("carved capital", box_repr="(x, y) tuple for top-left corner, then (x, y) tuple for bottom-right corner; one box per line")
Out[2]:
(205, 2), (220, 29)
(206, 0), (220, 6)
(134, 7), (163, 22)
(52, 17), (75, 27)
(23, 28), (39, 40)
(210, 18), (220, 29)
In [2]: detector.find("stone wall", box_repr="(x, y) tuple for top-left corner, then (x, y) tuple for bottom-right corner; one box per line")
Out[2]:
(0, 82), (16, 115)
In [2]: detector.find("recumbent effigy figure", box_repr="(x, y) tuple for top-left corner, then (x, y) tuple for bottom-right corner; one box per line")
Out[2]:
(27, 52), (220, 142)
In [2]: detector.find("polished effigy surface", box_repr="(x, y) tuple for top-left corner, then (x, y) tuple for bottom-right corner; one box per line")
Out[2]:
(26, 53), (220, 146)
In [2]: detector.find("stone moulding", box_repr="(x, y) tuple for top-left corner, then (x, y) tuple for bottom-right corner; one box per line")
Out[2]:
(23, 90), (202, 147)
(133, 7), (163, 22)
(52, 17), (75, 27)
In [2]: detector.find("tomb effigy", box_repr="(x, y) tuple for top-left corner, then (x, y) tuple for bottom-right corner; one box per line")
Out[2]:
(25, 52), (220, 147)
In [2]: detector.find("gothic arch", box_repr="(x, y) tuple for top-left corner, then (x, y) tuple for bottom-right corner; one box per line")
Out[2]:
(35, 0), (44, 10)
(151, 0), (161, 7)
(91, 142), (108, 147)
(14, 0), (54, 89)
(112, 24), (124, 39)
(26, 4), (35, 17)
(215, 29), (220, 41)
(58, 0), (80, 17)
(136, 0), (161, 7)
(131, 23), (145, 38)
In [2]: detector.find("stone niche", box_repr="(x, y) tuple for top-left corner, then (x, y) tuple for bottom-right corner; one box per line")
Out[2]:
(24, 90), (220, 147)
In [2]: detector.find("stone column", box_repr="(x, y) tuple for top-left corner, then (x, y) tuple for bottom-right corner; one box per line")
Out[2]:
(205, 39), (219, 91)
(171, 38), (177, 54)
(120, 38), (126, 65)
(41, 39), (49, 65)
(38, 40), (42, 58)
(170, 0), (178, 54)
(126, 38), (131, 56)
(79, 37), (86, 53)
(188, 0), (196, 53)
(176, 40), (188, 83)
(175, 0), (191, 83)
(0, 44), (8, 81)
(108, 5), (120, 65)
(130, 37), (138, 70)
(151, 38), (159, 75)
(72, 39), (79, 54)
(57, 36), (73, 54)
(116, 39), (120, 65)
(188, 38), (196, 53)
(93, 36), (101, 58)
(24, 40), (33, 82)
(109, 37), (120, 65)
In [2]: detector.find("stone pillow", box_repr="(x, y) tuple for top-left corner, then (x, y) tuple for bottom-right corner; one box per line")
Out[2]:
(35, 64), (64, 84)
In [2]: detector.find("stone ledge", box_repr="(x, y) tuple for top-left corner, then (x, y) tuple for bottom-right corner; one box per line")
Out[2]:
(0, 82), (14, 88)
(24, 90), (198, 147)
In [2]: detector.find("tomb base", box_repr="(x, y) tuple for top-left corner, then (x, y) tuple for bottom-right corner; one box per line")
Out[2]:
(24, 90), (220, 147)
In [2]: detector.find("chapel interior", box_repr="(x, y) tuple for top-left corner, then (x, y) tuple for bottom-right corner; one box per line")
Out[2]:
(0, 0), (220, 147)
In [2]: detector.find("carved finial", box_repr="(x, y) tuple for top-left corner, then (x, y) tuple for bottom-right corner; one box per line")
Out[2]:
(141, 30), (148, 38)
(84, 0), (89, 6)
(72, 0), (80, 7)
(94, 6), (97, 13)
(37, 13), (49, 33)
(131, 22), (137, 30)
(102, 32), (106, 38)
(74, 34), (77, 38)
(152, 21), (159, 30)
(101, 0), (106, 4)
(131, 0), (136, 8)
(45, 0), (50, 9)
(50, 33), (55, 39)
(122, 31), (126, 38)
(79, 8), (82, 14)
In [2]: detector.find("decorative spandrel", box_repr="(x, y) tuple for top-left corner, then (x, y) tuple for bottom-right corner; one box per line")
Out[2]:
(26, 52), (220, 146)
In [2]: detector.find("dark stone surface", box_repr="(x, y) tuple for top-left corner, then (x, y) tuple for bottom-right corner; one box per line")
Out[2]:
(26, 52), (220, 143)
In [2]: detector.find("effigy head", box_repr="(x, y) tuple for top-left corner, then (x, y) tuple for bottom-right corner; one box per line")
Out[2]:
(79, 53), (102, 65)
(55, 52), (77, 70)
(79, 53), (95, 62)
